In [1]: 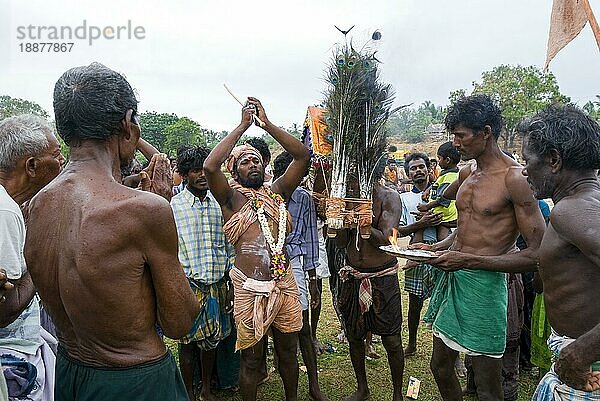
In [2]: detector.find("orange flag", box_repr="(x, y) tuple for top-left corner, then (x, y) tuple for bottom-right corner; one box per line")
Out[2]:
(545, 0), (600, 70)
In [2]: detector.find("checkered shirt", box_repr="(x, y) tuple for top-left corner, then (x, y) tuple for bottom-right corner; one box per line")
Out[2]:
(170, 188), (234, 284)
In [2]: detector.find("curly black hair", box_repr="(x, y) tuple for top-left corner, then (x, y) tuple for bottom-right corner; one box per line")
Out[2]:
(404, 152), (430, 174)
(273, 151), (294, 179)
(445, 94), (503, 140)
(176, 145), (211, 176)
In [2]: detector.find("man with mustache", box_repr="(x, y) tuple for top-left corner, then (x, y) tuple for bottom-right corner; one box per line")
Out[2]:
(423, 95), (545, 401)
(397, 152), (443, 358)
(520, 105), (600, 399)
(204, 98), (310, 401)
(170, 145), (236, 401)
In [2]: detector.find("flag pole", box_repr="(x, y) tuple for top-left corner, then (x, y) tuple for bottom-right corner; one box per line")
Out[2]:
(581, 0), (600, 50)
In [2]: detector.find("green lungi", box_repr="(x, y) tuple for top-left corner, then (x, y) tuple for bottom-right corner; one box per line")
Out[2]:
(530, 293), (552, 372)
(432, 269), (508, 356)
(56, 348), (188, 401)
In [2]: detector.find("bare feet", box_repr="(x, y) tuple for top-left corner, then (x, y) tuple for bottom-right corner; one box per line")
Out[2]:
(309, 386), (331, 401)
(462, 386), (476, 397)
(199, 388), (218, 401)
(313, 338), (326, 356)
(454, 356), (467, 378)
(336, 330), (347, 344)
(257, 372), (270, 386)
(404, 344), (417, 357)
(342, 388), (370, 401)
(365, 343), (381, 359)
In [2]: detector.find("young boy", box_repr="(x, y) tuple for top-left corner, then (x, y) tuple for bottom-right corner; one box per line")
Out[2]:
(414, 141), (460, 241)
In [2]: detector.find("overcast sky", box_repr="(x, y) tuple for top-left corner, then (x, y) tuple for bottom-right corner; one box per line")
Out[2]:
(1, 0), (599, 134)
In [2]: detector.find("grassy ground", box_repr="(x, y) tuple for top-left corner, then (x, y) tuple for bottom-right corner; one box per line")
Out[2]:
(167, 253), (541, 400)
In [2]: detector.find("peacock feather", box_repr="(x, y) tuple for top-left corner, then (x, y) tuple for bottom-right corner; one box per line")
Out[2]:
(324, 39), (400, 201)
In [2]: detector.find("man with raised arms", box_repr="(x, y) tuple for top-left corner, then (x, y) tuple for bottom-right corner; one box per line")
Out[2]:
(203, 97), (310, 401)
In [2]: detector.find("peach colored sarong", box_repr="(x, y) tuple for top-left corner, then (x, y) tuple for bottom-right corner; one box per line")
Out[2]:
(230, 267), (302, 351)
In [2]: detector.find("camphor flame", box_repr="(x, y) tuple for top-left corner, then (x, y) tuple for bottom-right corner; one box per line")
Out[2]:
(389, 227), (399, 248)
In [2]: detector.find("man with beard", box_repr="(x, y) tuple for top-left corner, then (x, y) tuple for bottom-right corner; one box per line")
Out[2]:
(203, 97), (310, 401)
(397, 153), (443, 357)
(170, 145), (236, 401)
(24, 63), (199, 401)
(519, 105), (600, 399)
(422, 95), (545, 401)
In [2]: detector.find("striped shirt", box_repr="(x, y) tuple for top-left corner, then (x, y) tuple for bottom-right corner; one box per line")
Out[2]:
(170, 188), (234, 284)
(286, 187), (319, 271)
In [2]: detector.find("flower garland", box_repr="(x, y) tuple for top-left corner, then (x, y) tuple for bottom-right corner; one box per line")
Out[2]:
(252, 192), (288, 280)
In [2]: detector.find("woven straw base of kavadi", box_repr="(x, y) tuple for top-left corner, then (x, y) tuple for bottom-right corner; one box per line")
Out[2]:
(302, 105), (374, 239)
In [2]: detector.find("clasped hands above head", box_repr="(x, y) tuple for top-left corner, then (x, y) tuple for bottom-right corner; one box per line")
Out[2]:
(241, 97), (268, 129)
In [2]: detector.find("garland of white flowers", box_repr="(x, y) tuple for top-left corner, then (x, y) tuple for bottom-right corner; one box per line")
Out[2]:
(252, 193), (288, 280)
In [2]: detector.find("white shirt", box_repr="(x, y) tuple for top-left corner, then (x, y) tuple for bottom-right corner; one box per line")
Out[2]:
(0, 184), (41, 354)
(400, 189), (437, 243)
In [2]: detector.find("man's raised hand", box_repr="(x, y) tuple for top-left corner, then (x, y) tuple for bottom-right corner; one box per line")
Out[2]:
(247, 97), (269, 128)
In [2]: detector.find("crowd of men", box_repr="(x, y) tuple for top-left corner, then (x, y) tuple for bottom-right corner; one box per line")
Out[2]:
(0, 62), (599, 401)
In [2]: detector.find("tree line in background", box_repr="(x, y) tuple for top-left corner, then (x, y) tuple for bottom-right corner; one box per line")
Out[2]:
(138, 112), (229, 156)
(2, 63), (599, 158)
(0, 94), (303, 163)
(387, 64), (599, 148)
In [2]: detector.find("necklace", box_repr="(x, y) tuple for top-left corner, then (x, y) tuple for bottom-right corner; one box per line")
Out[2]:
(251, 192), (288, 280)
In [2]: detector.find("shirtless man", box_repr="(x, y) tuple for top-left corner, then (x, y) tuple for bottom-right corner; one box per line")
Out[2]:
(519, 105), (600, 399)
(24, 63), (199, 401)
(335, 163), (404, 401)
(203, 97), (310, 401)
(422, 95), (546, 401)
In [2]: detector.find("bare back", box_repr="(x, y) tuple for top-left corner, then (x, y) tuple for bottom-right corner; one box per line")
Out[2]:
(25, 168), (197, 367)
(453, 161), (526, 256)
(539, 188), (600, 338)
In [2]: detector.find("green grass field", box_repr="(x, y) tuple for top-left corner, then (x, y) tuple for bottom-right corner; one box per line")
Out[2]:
(167, 270), (541, 401)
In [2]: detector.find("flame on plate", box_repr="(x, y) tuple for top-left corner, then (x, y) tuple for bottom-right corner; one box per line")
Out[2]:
(389, 227), (399, 247)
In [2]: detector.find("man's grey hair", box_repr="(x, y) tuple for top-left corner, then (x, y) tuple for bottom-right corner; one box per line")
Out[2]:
(0, 114), (52, 171)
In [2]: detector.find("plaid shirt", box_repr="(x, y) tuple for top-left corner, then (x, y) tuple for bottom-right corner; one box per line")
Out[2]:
(170, 188), (234, 284)
(286, 187), (319, 271)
